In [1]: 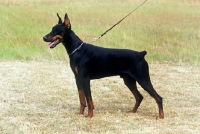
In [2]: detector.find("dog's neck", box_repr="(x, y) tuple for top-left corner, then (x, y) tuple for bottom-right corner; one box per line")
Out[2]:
(62, 30), (83, 56)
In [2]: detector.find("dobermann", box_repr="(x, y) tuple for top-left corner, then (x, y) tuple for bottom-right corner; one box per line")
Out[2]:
(43, 13), (164, 119)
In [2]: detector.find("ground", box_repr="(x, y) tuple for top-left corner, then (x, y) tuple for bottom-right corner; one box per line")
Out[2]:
(0, 61), (200, 134)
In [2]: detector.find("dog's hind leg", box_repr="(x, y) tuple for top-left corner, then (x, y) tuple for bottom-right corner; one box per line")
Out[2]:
(123, 75), (143, 113)
(138, 80), (164, 119)
(136, 60), (164, 119)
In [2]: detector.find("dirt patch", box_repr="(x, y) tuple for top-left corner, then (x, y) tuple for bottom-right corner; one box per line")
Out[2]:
(0, 61), (200, 133)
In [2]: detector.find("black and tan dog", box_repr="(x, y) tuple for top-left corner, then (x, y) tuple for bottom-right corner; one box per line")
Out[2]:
(43, 13), (164, 119)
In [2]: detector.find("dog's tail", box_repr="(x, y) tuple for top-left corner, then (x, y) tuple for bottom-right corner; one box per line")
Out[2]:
(136, 51), (147, 62)
(141, 51), (147, 57)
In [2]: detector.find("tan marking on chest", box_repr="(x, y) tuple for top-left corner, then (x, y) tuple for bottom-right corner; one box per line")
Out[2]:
(75, 66), (78, 74)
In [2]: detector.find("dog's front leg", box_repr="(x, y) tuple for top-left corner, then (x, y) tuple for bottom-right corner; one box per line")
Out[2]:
(81, 77), (94, 118)
(75, 77), (86, 115)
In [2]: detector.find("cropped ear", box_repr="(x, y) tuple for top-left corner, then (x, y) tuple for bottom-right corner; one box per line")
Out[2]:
(57, 13), (62, 24)
(64, 13), (71, 29)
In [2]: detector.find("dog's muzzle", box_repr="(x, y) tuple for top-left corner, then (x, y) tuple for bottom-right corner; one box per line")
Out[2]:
(43, 36), (49, 42)
(43, 35), (62, 48)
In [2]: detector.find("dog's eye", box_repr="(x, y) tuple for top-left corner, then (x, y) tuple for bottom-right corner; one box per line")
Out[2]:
(52, 25), (59, 31)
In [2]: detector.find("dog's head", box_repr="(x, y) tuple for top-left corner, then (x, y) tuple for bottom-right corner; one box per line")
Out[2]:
(43, 13), (71, 48)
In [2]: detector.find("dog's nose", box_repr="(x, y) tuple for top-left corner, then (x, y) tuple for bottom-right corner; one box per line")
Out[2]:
(43, 36), (48, 41)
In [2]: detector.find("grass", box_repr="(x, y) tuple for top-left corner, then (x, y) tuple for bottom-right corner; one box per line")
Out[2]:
(0, 0), (200, 65)
(0, 61), (200, 133)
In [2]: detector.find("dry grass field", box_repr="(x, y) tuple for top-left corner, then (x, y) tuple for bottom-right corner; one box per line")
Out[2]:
(0, 61), (200, 133)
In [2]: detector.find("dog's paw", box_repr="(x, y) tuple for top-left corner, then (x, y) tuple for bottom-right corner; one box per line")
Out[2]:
(156, 115), (164, 120)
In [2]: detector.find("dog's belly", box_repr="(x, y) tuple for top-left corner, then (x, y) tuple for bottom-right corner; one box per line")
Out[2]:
(88, 71), (119, 79)
(88, 65), (130, 79)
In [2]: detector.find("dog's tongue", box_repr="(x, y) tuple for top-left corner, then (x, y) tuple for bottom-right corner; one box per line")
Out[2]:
(48, 39), (59, 48)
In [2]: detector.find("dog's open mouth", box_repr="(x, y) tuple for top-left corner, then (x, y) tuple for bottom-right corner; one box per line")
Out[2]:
(48, 39), (61, 48)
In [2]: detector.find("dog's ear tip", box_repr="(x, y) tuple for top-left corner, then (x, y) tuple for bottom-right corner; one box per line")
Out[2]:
(64, 13), (69, 19)
(57, 13), (62, 24)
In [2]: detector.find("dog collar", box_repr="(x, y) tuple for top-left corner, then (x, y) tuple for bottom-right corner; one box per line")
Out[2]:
(69, 42), (84, 56)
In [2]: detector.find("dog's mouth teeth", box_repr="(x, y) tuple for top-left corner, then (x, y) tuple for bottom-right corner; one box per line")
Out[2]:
(49, 39), (60, 48)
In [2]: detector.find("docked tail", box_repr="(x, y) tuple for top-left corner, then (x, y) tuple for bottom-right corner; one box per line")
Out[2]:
(141, 51), (147, 57)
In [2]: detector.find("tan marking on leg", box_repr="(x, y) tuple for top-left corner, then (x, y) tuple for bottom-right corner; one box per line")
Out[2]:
(86, 100), (94, 118)
(78, 89), (86, 114)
